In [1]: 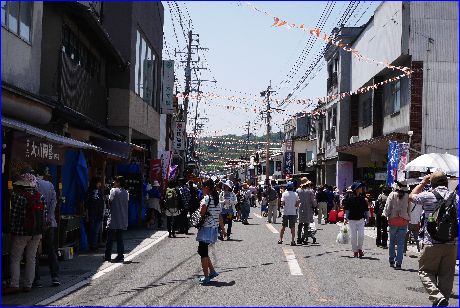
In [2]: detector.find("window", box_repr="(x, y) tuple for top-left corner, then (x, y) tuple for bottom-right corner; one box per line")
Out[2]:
(2, 2), (32, 43)
(306, 151), (313, 162)
(1, 1), (6, 26)
(362, 98), (372, 128)
(135, 30), (156, 105)
(334, 58), (339, 73)
(391, 80), (401, 114)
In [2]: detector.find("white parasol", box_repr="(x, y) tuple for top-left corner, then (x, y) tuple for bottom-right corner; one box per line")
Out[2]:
(404, 153), (459, 177)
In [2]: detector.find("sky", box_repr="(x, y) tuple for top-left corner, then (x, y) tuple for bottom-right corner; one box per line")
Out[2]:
(163, 1), (382, 137)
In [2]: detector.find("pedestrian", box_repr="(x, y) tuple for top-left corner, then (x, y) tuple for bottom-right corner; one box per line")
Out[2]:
(316, 186), (328, 225)
(296, 178), (316, 245)
(277, 185), (284, 218)
(188, 181), (200, 213)
(343, 182), (369, 258)
(146, 180), (161, 229)
(278, 181), (300, 246)
(266, 184), (279, 224)
(196, 179), (226, 284)
(163, 181), (181, 238)
(409, 172), (458, 307)
(177, 178), (191, 235)
(4, 173), (44, 294)
(249, 182), (257, 207)
(33, 172), (60, 287)
(405, 188), (423, 253)
(325, 185), (335, 219)
(219, 180), (237, 240)
(104, 176), (129, 263)
(375, 186), (391, 249)
(383, 182), (411, 269)
(239, 182), (252, 225)
(260, 192), (268, 216)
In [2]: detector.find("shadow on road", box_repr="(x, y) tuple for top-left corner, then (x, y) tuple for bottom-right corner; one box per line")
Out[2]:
(340, 256), (380, 261)
(202, 280), (236, 287)
(397, 268), (418, 273)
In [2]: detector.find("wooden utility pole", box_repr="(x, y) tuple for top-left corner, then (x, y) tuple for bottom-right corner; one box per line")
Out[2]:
(261, 81), (275, 185)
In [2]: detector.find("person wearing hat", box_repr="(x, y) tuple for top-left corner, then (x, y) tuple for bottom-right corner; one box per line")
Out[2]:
(343, 182), (369, 258)
(265, 184), (279, 224)
(219, 180), (237, 240)
(383, 181), (411, 269)
(409, 172), (459, 307)
(375, 185), (391, 249)
(296, 178), (316, 244)
(146, 180), (161, 230)
(4, 174), (44, 294)
(278, 181), (300, 246)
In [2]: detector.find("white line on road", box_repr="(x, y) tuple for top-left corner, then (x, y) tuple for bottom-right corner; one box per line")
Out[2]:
(37, 231), (169, 306)
(265, 223), (279, 234)
(253, 212), (263, 219)
(282, 247), (303, 276)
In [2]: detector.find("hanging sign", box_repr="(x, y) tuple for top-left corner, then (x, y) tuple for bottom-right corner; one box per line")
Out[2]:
(11, 132), (66, 165)
(160, 60), (175, 114)
(284, 151), (294, 177)
(174, 121), (186, 151)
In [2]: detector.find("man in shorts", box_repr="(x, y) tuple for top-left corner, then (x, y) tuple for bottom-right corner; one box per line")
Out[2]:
(278, 181), (300, 246)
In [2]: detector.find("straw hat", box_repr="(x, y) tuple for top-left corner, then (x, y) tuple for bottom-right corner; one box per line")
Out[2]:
(152, 180), (160, 187)
(300, 177), (311, 186)
(13, 173), (37, 188)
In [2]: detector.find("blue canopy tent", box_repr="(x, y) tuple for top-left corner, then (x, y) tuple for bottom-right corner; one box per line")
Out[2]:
(62, 150), (89, 250)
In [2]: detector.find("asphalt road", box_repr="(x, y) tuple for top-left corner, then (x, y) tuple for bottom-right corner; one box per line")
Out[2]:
(50, 210), (459, 307)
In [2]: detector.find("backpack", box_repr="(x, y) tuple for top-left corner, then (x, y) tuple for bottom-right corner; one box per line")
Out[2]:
(427, 191), (459, 243)
(23, 190), (46, 235)
(164, 188), (179, 210)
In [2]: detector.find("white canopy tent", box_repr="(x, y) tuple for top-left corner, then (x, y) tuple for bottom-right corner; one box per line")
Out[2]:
(404, 153), (459, 177)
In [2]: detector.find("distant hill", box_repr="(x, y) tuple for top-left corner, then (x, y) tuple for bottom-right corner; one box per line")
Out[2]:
(197, 133), (283, 172)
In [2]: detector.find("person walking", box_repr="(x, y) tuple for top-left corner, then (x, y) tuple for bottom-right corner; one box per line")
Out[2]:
(409, 172), (458, 307)
(343, 182), (369, 258)
(177, 178), (191, 235)
(383, 182), (411, 269)
(33, 173), (60, 287)
(375, 186), (390, 249)
(219, 180), (237, 240)
(4, 173), (44, 294)
(405, 196), (423, 253)
(266, 184), (279, 224)
(196, 179), (226, 284)
(163, 181), (181, 238)
(278, 182), (300, 246)
(146, 180), (161, 229)
(296, 178), (316, 244)
(239, 182), (252, 225)
(104, 176), (129, 263)
(316, 186), (328, 225)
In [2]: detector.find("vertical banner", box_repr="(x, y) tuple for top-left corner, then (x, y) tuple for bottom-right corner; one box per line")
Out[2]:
(285, 139), (293, 152)
(186, 137), (195, 162)
(386, 141), (399, 187)
(160, 60), (175, 114)
(173, 121), (186, 151)
(284, 152), (294, 177)
(397, 143), (409, 182)
(298, 153), (306, 172)
(336, 161), (353, 193)
(149, 159), (162, 183)
(158, 150), (172, 190)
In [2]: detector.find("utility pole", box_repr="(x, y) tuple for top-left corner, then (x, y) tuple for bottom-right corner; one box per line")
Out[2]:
(260, 81), (276, 185)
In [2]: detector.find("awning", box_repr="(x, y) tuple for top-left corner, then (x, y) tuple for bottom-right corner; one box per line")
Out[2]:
(2, 117), (100, 150)
(337, 133), (409, 157)
(90, 137), (146, 160)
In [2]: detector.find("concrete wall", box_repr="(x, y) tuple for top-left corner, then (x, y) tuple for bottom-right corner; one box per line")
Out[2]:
(2, 2), (43, 94)
(409, 2), (458, 155)
(351, 2), (405, 92)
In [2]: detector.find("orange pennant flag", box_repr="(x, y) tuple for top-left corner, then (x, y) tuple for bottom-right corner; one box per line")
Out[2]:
(272, 17), (280, 27)
(277, 21), (287, 27)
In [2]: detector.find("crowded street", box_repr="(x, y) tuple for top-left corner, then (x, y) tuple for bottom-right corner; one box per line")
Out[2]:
(2, 1), (459, 307)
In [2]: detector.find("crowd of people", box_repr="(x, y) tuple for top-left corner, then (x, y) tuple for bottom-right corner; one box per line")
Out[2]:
(4, 166), (458, 307)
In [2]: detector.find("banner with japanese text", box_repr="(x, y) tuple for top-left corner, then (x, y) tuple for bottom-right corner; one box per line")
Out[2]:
(284, 151), (294, 177)
(160, 60), (174, 114)
(173, 121), (186, 150)
(397, 143), (409, 182)
(386, 141), (399, 187)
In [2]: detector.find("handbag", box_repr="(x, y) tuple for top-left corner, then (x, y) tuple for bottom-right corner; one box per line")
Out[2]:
(189, 198), (211, 229)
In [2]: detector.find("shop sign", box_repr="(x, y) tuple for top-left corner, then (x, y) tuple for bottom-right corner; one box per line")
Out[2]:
(160, 60), (175, 114)
(284, 151), (294, 177)
(173, 122), (185, 150)
(12, 132), (66, 165)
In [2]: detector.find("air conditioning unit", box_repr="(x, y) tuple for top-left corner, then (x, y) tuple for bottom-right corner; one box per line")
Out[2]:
(350, 136), (359, 144)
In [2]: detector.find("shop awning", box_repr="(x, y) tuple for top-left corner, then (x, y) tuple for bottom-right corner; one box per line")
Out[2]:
(2, 117), (100, 150)
(336, 133), (409, 157)
(90, 136), (146, 160)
